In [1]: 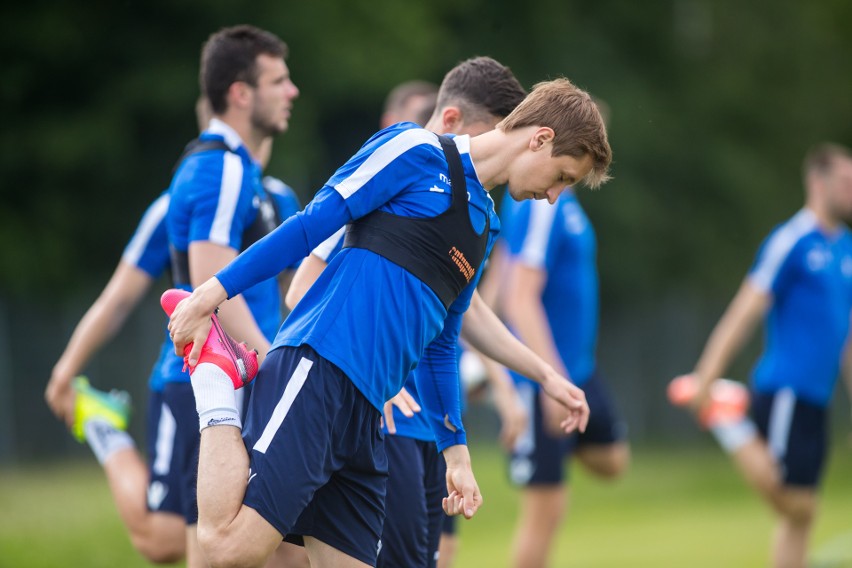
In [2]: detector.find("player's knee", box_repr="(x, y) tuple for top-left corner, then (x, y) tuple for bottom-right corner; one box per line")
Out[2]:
(578, 443), (630, 480)
(772, 491), (816, 526)
(136, 542), (184, 565)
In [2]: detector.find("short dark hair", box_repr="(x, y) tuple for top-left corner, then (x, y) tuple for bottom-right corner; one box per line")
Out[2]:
(435, 56), (527, 122)
(803, 143), (852, 180)
(200, 25), (288, 115)
(383, 80), (439, 117)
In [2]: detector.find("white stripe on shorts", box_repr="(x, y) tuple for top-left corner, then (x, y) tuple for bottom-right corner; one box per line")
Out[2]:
(513, 382), (537, 456)
(767, 387), (796, 460)
(253, 357), (314, 454)
(152, 402), (176, 475)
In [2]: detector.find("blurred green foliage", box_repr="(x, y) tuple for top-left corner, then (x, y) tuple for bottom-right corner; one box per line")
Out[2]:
(2, 0), (852, 306)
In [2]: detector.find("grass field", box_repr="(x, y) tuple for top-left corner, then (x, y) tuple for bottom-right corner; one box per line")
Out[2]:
(1, 443), (850, 567)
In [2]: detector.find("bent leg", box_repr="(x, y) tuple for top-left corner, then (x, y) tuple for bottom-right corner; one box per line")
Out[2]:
(103, 448), (185, 563)
(512, 485), (567, 568)
(304, 537), (371, 568)
(575, 441), (630, 480)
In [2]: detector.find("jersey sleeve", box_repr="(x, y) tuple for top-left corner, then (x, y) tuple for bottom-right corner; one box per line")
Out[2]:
(510, 199), (558, 271)
(748, 225), (801, 296)
(414, 309), (467, 451)
(185, 152), (258, 250)
(121, 192), (171, 278)
(311, 227), (346, 263)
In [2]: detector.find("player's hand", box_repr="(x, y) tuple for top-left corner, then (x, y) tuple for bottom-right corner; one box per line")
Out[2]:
(381, 387), (421, 434)
(684, 374), (713, 416)
(540, 371), (589, 434)
(167, 281), (225, 367)
(442, 445), (483, 519)
(45, 369), (75, 428)
(494, 388), (528, 450)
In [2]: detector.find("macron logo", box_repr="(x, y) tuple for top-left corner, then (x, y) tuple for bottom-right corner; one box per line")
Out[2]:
(147, 481), (169, 510)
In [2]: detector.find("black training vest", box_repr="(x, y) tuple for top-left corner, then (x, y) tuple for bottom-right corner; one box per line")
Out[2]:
(168, 138), (282, 285)
(342, 135), (489, 310)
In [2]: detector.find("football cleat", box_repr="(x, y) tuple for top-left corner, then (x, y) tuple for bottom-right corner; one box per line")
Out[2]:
(160, 288), (258, 389)
(71, 376), (131, 442)
(668, 374), (749, 428)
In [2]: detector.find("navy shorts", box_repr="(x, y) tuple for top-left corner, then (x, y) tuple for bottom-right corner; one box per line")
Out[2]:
(377, 436), (444, 568)
(751, 388), (828, 488)
(242, 345), (388, 566)
(509, 372), (627, 486)
(154, 382), (201, 524)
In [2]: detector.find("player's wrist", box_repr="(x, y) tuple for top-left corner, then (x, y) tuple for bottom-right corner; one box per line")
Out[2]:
(442, 444), (472, 468)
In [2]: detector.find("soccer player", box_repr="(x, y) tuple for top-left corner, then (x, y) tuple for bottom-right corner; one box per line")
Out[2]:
(673, 143), (852, 568)
(44, 90), (303, 564)
(284, 57), (528, 568)
(167, 77), (611, 568)
(499, 176), (629, 568)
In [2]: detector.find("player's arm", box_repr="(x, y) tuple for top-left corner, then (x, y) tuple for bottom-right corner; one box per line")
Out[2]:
(687, 280), (772, 411)
(478, 353), (528, 450)
(460, 293), (583, 434)
(285, 254), (328, 310)
(46, 261), (153, 427)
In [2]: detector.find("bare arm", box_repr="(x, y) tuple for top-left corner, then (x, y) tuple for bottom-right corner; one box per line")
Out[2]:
(188, 242), (271, 361)
(462, 285), (587, 434)
(284, 253), (328, 311)
(478, 354), (528, 450)
(690, 279), (772, 409)
(46, 261), (153, 426)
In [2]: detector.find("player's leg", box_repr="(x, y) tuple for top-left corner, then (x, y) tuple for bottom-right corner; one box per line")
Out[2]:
(508, 383), (570, 568)
(225, 345), (386, 568)
(573, 373), (630, 480)
(422, 440), (447, 568)
(741, 389), (825, 568)
(377, 435), (430, 567)
(73, 378), (185, 563)
(436, 520), (457, 568)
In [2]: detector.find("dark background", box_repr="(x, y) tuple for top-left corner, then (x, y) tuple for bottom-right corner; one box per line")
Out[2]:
(2, 0), (851, 462)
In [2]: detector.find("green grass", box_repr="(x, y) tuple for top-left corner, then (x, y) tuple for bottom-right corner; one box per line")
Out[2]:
(1, 444), (850, 567)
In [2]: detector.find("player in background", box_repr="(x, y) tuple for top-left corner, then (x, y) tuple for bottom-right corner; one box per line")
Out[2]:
(671, 143), (852, 568)
(45, 86), (303, 564)
(380, 79), (438, 129)
(284, 57), (528, 567)
(165, 76), (609, 568)
(498, 171), (629, 568)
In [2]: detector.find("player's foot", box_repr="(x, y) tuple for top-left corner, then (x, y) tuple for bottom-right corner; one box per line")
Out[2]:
(71, 376), (131, 443)
(667, 374), (749, 428)
(160, 288), (259, 389)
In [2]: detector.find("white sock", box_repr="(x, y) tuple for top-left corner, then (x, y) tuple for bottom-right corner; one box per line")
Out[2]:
(191, 362), (242, 432)
(84, 419), (135, 465)
(710, 418), (758, 453)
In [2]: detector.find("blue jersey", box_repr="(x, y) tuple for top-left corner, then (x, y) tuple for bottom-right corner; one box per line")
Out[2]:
(162, 118), (300, 384)
(120, 192), (172, 392)
(216, 124), (499, 450)
(748, 209), (852, 406)
(504, 192), (599, 388)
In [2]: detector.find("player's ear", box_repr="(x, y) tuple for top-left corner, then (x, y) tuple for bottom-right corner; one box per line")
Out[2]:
(227, 81), (253, 111)
(441, 106), (463, 134)
(529, 127), (555, 152)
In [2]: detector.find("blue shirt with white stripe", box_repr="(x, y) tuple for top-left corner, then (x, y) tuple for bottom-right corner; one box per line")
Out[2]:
(162, 118), (301, 384)
(748, 208), (852, 406)
(216, 123), (499, 450)
(504, 191), (599, 388)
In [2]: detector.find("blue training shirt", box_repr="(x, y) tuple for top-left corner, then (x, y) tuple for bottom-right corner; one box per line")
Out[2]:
(504, 191), (599, 388)
(216, 123), (500, 450)
(748, 208), (852, 406)
(120, 191), (173, 393)
(162, 118), (301, 384)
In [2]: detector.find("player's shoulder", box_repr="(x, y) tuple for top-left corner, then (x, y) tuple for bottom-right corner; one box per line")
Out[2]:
(762, 209), (820, 254)
(364, 122), (441, 160)
(262, 175), (297, 198)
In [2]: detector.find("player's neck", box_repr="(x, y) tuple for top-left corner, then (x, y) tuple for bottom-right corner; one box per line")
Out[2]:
(468, 127), (535, 190)
(805, 202), (842, 234)
(214, 113), (265, 162)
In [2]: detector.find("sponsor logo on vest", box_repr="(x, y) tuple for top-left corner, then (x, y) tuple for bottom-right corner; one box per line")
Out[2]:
(449, 246), (475, 283)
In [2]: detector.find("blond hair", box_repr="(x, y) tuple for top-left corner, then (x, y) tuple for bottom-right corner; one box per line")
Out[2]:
(499, 78), (612, 188)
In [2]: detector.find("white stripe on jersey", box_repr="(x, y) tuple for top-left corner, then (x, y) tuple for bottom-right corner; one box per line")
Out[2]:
(209, 152), (244, 246)
(122, 194), (169, 267)
(262, 175), (292, 197)
(253, 357), (314, 454)
(749, 209), (816, 292)
(152, 402), (176, 475)
(518, 199), (558, 268)
(312, 226), (346, 262)
(334, 129), (442, 200)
